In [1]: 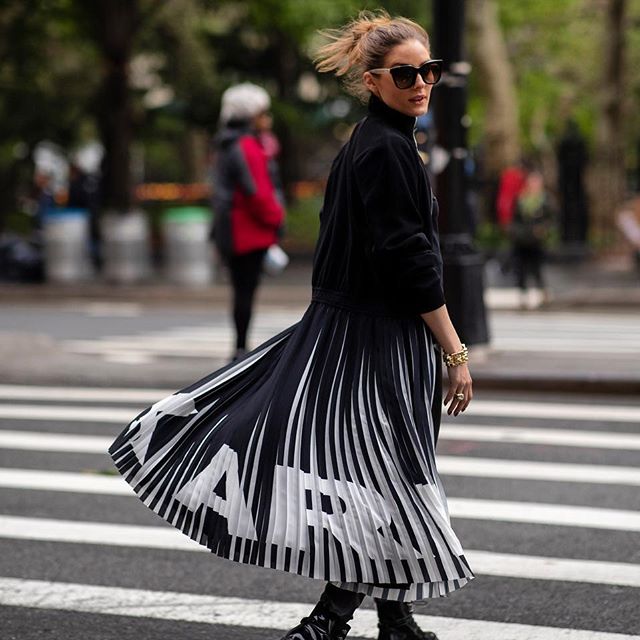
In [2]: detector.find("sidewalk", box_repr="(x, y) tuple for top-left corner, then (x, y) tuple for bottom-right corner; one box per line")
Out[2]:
(1, 258), (638, 395)
(1, 254), (638, 309)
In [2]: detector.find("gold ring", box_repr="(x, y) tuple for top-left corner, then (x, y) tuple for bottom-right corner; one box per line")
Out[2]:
(455, 393), (465, 400)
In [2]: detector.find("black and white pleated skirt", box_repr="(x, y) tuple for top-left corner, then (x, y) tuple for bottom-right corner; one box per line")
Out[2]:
(108, 288), (474, 602)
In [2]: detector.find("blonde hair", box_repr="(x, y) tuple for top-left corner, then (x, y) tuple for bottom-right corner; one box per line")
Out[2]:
(314, 10), (430, 101)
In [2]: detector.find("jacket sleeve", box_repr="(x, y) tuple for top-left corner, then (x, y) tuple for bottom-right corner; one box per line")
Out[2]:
(354, 138), (445, 314)
(237, 136), (284, 229)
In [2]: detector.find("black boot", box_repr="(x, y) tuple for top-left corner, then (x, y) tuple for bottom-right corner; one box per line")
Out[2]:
(279, 583), (364, 640)
(375, 600), (439, 640)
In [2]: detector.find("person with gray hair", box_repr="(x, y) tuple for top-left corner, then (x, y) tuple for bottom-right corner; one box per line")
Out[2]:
(210, 82), (285, 360)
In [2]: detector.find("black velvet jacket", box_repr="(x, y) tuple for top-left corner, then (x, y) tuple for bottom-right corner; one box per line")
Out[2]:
(312, 94), (445, 315)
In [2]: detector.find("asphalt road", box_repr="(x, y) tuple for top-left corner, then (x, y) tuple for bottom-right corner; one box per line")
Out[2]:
(1, 303), (639, 391)
(0, 384), (638, 639)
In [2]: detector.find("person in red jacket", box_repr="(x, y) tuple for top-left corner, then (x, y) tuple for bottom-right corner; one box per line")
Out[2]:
(210, 83), (285, 360)
(496, 161), (527, 228)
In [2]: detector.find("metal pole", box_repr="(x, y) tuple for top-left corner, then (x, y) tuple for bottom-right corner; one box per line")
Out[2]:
(432, 0), (489, 346)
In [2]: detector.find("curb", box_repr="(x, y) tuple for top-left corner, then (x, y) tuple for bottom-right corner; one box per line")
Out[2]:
(472, 374), (640, 396)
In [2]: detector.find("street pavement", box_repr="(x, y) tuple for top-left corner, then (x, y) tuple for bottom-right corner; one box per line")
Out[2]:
(0, 301), (638, 392)
(0, 384), (638, 639)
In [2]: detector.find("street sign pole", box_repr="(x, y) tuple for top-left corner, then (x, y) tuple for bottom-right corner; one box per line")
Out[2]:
(432, 0), (489, 346)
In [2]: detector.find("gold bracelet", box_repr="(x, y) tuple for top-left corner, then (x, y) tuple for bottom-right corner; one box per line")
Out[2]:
(442, 344), (468, 367)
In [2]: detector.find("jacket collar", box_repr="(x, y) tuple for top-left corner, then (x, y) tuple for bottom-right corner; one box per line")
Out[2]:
(367, 94), (416, 139)
(214, 121), (253, 148)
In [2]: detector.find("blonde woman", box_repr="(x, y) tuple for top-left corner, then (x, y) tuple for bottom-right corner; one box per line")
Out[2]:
(109, 12), (473, 640)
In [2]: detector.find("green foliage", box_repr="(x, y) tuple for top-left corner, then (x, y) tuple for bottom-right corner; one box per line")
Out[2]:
(474, 221), (509, 253)
(468, 0), (640, 155)
(282, 195), (322, 252)
(2, 0), (639, 224)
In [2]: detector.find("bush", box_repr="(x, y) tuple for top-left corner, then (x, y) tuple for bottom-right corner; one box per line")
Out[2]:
(282, 195), (322, 254)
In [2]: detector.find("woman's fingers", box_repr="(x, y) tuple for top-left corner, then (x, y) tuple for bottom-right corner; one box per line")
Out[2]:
(445, 365), (473, 416)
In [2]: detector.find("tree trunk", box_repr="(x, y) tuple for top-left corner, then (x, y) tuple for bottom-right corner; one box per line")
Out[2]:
(467, 0), (521, 178)
(273, 32), (298, 199)
(91, 0), (141, 212)
(181, 128), (209, 183)
(590, 0), (628, 248)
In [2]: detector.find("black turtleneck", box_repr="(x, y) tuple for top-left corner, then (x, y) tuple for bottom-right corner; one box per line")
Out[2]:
(367, 94), (417, 140)
(311, 93), (445, 315)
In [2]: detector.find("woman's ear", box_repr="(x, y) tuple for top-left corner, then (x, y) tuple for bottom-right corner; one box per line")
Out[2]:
(363, 71), (380, 97)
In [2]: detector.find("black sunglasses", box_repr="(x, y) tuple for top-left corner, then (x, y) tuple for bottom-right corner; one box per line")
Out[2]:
(369, 59), (443, 89)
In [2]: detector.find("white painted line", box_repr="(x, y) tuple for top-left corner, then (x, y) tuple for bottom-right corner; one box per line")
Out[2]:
(66, 338), (233, 351)
(0, 469), (132, 495)
(440, 424), (640, 450)
(0, 577), (637, 640)
(4, 422), (640, 454)
(489, 341), (637, 354)
(1, 515), (638, 589)
(0, 395), (638, 425)
(102, 352), (153, 365)
(1, 468), (639, 531)
(449, 498), (640, 532)
(0, 515), (198, 552)
(491, 311), (639, 323)
(0, 430), (110, 453)
(468, 550), (640, 588)
(465, 400), (640, 423)
(0, 404), (136, 423)
(0, 385), (168, 403)
(1, 430), (638, 488)
(437, 456), (640, 486)
(65, 337), (640, 357)
(81, 303), (142, 317)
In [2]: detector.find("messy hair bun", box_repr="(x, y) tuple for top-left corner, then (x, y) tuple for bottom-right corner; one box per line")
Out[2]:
(314, 10), (430, 101)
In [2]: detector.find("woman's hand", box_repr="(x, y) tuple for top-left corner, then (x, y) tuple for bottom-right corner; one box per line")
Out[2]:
(444, 363), (473, 417)
(420, 304), (474, 417)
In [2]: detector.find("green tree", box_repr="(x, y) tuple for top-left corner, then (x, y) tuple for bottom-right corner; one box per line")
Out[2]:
(0, 0), (98, 227)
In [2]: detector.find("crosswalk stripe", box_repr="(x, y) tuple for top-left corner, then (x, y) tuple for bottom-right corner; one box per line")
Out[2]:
(0, 577), (637, 640)
(0, 515), (637, 588)
(0, 468), (132, 494)
(0, 431), (110, 452)
(437, 456), (640, 486)
(64, 337), (639, 357)
(4, 421), (640, 453)
(440, 424), (640, 450)
(0, 385), (167, 404)
(1, 430), (638, 487)
(1, 468), (638, 531)
(65, 338), (251, 355)
(0, 398), (637, 424)
(450, 498), (640, 531)
(0, 404), (136, 423)
(490, 311), (638, 324)
(489, 341), (637, 354)
(464, 400), (640, 423)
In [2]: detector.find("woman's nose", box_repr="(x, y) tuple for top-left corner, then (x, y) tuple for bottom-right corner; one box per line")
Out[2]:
(414, 72), (427, 88)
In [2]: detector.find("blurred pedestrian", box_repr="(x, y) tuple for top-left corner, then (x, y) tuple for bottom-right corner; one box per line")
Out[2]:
(67, 163), (102, 269)
(109, 12), (473, 640)
(496, 160), (527, 228)
(510, 170), (554, 307)
(210, 83), (285, 360)
(32, 171), (56, 233)
(255, 110), (285, 207)
(557, 119), (589, 246)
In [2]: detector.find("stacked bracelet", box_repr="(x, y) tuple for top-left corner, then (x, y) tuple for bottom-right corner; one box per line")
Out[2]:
(442, 344), (468, 367)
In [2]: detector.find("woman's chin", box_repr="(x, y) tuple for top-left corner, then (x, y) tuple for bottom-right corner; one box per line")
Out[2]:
(402, 101), (429, 117)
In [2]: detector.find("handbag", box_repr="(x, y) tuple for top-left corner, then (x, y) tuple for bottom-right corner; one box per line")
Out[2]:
(263, 244), (289, 276)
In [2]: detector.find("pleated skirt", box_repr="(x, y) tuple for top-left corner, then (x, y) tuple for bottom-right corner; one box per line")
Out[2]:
(108, 289), (474, 602)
